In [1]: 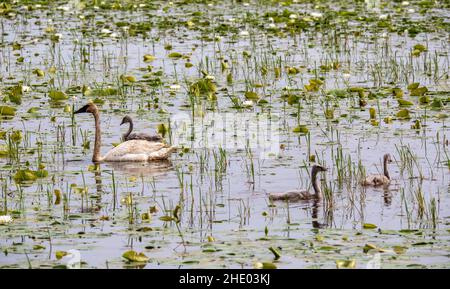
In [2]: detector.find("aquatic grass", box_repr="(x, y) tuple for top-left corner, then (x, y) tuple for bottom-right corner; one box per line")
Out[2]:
(0, 0), (449, 269)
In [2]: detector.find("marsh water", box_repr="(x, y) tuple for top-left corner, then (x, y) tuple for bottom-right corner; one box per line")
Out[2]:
(0, 0), (449, 268)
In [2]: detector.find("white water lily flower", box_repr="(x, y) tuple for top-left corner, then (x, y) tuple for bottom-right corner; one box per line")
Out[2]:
(228, 18), (235, 22)
(310, 12), (323, 18)
(110, 32), (118, 38)
(58, 6), (70, 11)
(101, 28), (112, 34)
(289, 14), (298, 19)
(408, 8), (415, 13)
(268, 17), (274, 23)
(54, 33), (63, 39)
(35, 4), (42, 8)
(268, 23), (276, 29)
(21, 85), (31, 93)
(243, 100), (254, 107)
(205, 75), (215, 81)
(402, 1), (410, 6)
(170, 84), (181, 91)
(243, 2), (250, 6)
(239, 30), (249, 36)
(379, 14), (388, 20)
(139, 4), (146, 8)
(343, 73), (351, 79)
(0, 215), (12, 224)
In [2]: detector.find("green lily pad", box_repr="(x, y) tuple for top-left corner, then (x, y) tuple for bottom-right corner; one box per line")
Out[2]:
(363, 223), (377, 229)
(396, 109), (411, 119)
(13, 169), (38, 184)
(49, 90), (68, 102)
(245, 91), (259, 100)
(168, 52), (183, 59)
(293, 125), (309, 134)
(0, 106), (16, 117)
(55, 251), (68, 260)
(397, 99), (414, 106)
(336, 259), (356, 269)
(122, 250), (149, 262)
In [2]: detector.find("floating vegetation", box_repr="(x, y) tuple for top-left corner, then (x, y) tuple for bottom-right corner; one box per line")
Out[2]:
(48, 90), (69, 102)
(0, 106), (16, 117)
(0, 0), (448, 269)
(122, 251), (149, 263)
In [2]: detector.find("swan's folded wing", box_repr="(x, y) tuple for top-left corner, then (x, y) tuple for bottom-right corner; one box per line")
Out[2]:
(362, 174), (390, 186)
(269, 190), (310, 202)
(147, 146), (176, 160)
(127, 133), (163, 142)
(103, 140), (174, 162)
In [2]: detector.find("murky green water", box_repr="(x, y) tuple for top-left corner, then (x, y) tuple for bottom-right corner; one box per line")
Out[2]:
(0, 0), (449, 269)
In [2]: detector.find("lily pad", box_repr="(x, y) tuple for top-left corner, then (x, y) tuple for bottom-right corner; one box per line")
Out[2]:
(363, 223), (377, 229)
(48, 90), (68, 102)
(168, 52), (183, 59)
(122, 250), (149, 262)
(336, 259), (356, 269)
(0, 106), (16, 117)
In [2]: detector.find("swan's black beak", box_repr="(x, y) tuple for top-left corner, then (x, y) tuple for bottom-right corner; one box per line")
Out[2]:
(120, 119), (125, 125)
(74, 104), (89, 114)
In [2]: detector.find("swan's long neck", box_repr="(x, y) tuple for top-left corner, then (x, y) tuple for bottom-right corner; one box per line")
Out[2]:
(123, 120), (133, 140)
(312, 168), (322, 198)
(93, 110), (103, 163)
(383, 156), (390, 179)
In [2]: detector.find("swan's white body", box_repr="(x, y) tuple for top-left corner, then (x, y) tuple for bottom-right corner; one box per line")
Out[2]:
(362, 174), (390, 186)
(102, 140), (175, 162)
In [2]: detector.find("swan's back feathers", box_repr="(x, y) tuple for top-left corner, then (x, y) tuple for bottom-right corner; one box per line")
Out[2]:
(102, 140), (175, 162)
(362, 174), (390, 186)
(126, 133), (163, 142)
(269, 190), (314, 202)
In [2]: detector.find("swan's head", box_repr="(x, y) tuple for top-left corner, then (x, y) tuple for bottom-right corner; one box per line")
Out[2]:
(383, 153), (393, 164)
(120, 115), (132, 126)
(74, 102), (98, 115)
(312, 165), (327, 173)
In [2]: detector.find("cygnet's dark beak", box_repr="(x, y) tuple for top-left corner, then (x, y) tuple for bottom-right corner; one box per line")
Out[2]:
(74, 104), (89, 114)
